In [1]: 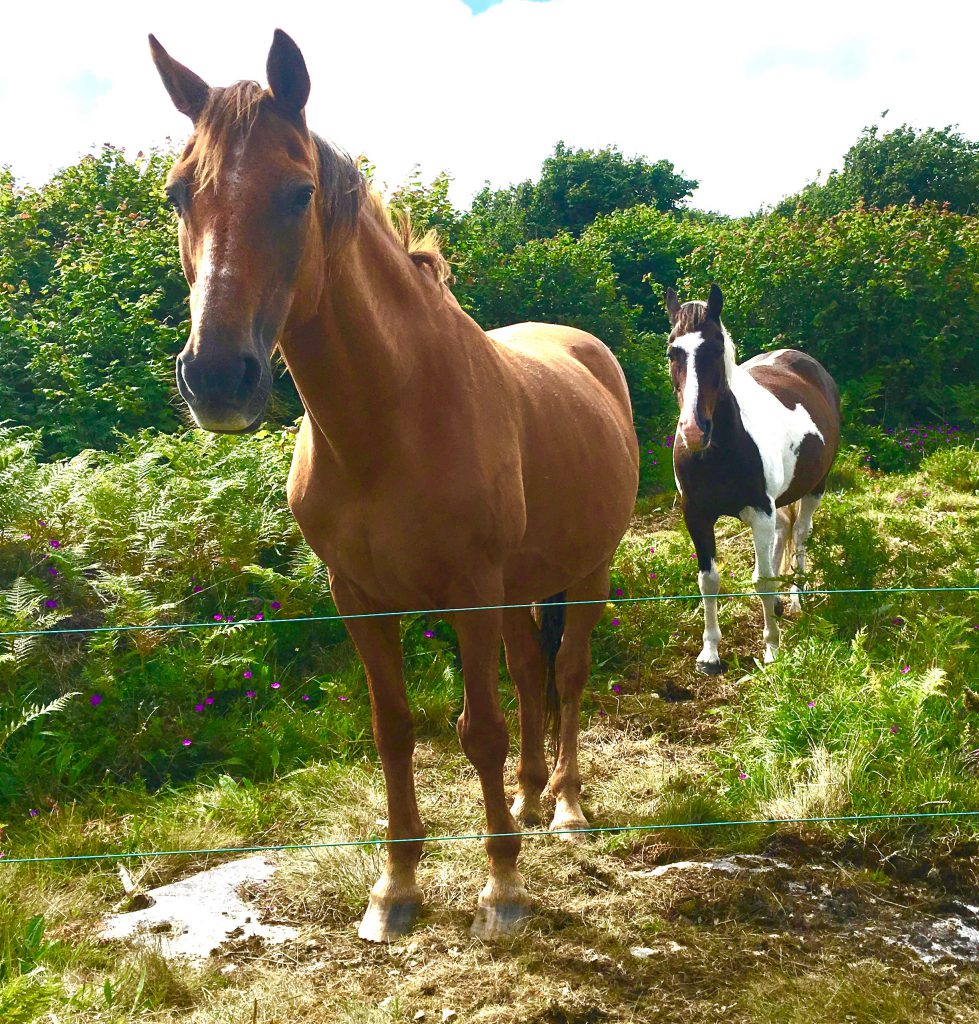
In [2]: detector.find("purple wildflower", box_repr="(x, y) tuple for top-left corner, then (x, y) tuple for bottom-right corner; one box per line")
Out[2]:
(301, 694), (310, 702)
(738, 771), (748, 780)
(890, 725), (899, 735)
(193, 586), (203, 593)
(243, 670), (253, 679)
(204, 696), (215, 706)
(614, 588), (624, 597)
(807, 700), (815, 709)
(213, 614), (223, 622)
(900, 665), (910, 675)
(49, 539), (60, 549)
(424, 630), (435, 639)
(612, 684), (622, 694)
(181, 738), (192, 747)
(245, 690), (256, 699)
(270, 681), (281, 690)
(44, 599), (57, 609)
(338, 695), (349, 702)
(611, 618), (620, 626)
(90, 693), (103, 707)
(270, 601), (281, 611)
(194, 703), (205, 713)
(28, 809), (39, 818)
(254, 613), (264, 621)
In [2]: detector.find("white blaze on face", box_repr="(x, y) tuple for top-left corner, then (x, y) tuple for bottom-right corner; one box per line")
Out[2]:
(671, 332), (705, 449)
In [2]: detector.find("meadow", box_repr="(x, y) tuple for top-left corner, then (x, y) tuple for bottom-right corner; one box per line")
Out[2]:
(0, 420), (976, 1022)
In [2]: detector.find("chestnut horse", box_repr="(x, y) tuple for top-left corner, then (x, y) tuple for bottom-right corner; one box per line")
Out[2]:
(666, 285), (840, 673)
(150, 30), (638, 941)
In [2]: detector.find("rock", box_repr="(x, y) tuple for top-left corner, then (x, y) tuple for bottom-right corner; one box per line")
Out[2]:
(99, 856), (297, 962)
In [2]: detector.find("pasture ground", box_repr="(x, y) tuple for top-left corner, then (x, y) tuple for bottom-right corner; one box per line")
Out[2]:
(1, 441), (978, 1022)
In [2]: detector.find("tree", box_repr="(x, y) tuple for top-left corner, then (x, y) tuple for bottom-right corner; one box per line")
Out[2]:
(466, 142), (697, 248)
(776, 124), (979, 217)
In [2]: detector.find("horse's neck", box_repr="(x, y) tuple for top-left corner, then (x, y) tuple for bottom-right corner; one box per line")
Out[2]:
(711, 363), (748, 442)
(278, 212), (484, 476)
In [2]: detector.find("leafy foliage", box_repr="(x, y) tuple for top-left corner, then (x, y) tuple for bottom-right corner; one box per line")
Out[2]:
(778, 123), (979, 217)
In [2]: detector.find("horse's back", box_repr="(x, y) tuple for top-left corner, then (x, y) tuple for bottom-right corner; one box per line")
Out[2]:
(488, 322), (631, 413)
(742, 349), (840, 415)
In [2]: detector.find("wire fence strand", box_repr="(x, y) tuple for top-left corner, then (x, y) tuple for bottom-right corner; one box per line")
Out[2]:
(2, 584), (976, 639)
(4, 809), (979, 866)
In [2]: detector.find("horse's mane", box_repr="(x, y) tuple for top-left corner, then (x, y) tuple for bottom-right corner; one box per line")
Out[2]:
(192, 80), (451, 284)
(674, 300), (738, 380)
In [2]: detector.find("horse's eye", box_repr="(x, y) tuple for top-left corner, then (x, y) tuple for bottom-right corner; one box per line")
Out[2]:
(290, 185), (315, 214)
(165, 184), (188, 215)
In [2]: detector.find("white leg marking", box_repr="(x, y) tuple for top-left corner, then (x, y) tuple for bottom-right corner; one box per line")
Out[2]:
(740, 505), (780, 663)
(697, 560), (723, 668)
(786, 493), (821, 615)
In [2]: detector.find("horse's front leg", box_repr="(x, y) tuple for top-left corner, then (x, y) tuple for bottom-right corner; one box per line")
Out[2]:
(741, 504), (781, 663)
(453, 596), (531, 940)
(685, 508), (725, 675)
(331, 575), (425, 942)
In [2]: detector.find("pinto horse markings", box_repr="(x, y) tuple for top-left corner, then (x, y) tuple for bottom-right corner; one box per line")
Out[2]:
(150, 31), (639, 942)
(666, 285), (840, 672)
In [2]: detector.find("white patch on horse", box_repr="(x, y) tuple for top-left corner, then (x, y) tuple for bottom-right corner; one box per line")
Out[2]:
(752, 349), (790, 368)
(730, 365), (824, 499)
(191, 140), (247, 333)
(671, 332), (702, 449)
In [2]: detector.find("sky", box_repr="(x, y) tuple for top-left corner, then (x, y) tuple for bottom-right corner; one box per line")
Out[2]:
(2, 0), (978, 215)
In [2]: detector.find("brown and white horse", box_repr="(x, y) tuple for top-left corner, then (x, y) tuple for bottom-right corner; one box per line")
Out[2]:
(150, 30), (639, 941)
(666, 285), (840, 673)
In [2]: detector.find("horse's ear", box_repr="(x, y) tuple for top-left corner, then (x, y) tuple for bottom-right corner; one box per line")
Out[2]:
(267, 29), (310, 119)
(148, 35), (210, 123)
(706, 283), (723, 322)
(665, 287), (682, 325)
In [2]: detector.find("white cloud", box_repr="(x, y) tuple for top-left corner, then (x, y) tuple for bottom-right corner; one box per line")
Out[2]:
(2, 0), (978, 214)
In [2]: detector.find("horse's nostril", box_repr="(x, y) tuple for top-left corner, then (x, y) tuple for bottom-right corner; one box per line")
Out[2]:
(238, 355), (262, 399)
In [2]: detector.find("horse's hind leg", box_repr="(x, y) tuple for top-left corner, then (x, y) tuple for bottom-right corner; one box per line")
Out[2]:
(547, 563), (609, 839)
(740, 503), (781, 663)
(773, 504), (796, 618)
(684, 508), (725, 674)
(502, 608), (549, 828)
(785, 490), (823, 615)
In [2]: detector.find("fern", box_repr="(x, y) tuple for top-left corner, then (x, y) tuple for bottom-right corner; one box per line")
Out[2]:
(0, 692), (80, 755)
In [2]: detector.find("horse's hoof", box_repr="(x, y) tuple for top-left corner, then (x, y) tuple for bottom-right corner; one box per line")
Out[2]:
(357, 897), (420, 943)
(511, 795), (544, 829)
(696, 658), (727, 676)
(549, 816), (590, 842)
(470, 900), (532, 940)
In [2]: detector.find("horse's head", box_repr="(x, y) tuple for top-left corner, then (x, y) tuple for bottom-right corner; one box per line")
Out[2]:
(665, 284), (732, 452)
(150, 30), (356, 433)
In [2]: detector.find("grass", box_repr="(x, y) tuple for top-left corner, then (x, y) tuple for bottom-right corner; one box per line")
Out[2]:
(0, 432), (977, 1019)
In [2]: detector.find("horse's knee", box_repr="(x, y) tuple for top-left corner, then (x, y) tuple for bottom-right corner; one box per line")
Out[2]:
(457, 711), (509, 772)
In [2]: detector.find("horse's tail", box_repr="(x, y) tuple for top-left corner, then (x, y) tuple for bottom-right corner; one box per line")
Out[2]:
(538, 592), (566, 757)
(780, 500), (801, 579)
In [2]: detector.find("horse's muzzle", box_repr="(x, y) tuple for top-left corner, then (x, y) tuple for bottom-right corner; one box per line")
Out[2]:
(176, 349), (271, 433)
